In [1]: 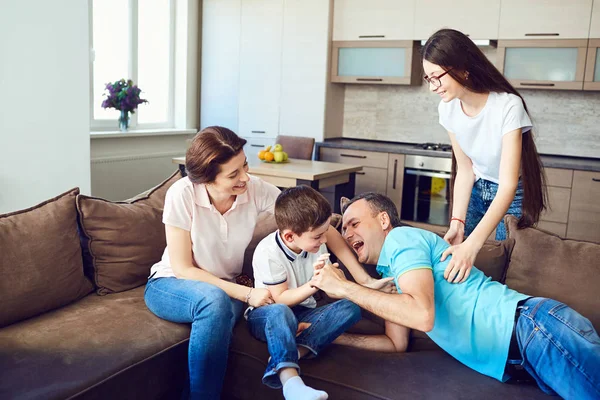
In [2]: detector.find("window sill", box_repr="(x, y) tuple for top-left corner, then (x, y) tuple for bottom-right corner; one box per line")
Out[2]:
(90, 128), (197, 140)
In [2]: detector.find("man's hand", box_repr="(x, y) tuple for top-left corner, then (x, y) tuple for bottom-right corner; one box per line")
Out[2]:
(310, 264), (349, 299)
(363, 277), (397, 294)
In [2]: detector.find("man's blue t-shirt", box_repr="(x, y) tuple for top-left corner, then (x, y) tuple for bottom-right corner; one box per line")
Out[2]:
(376, 227), (528, 381)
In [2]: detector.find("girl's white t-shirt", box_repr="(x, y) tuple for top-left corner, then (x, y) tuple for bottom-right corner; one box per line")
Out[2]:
(438, 92), (532, 183)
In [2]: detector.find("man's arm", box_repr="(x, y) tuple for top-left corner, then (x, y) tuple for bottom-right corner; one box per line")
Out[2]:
(333, 320), (411, 352)
(312, 266), (435, 332)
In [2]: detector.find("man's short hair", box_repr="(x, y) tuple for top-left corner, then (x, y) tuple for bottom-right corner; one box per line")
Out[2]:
(342, 192), (401, 228)
(275, 186), (332, 234)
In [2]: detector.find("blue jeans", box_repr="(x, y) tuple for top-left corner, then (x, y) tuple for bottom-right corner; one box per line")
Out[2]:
(465, 179), (524, 240)
(246, 300), (362, 389)
(144, 278), (245, 400)
(510, 297), (600, 399)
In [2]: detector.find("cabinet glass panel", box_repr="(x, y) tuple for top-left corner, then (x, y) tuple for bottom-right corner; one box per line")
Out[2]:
(504, 48), (578, 81)
(338, 47), (406, 77)
(595, 49), (600, 82)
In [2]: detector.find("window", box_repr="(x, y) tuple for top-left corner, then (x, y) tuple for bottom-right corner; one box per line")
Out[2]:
(90, 0), (175, 130)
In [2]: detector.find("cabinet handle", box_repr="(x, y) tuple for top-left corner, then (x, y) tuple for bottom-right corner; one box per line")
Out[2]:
(340, 153), (367, 159)
(356, 172), (366, 175)
(525, 33), (559, 37)
(250, 144), (263, 148)
(251, 130), (266, 134)
(356, 78), (383, 82)
(520, 83), (555, 87)
(392, 159), (398, 190)
(358, 35), (385, 39)
(593, 178), (600, 182)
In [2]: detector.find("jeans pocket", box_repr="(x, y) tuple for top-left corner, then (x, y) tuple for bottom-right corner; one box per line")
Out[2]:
(548, 303), (600, 345)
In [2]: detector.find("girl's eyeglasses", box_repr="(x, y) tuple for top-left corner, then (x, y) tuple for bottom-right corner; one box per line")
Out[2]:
(423, 68), (453, 88)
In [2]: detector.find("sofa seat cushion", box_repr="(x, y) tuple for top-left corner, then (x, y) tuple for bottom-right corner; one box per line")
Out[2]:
(77, 171), (182, 295)
(504, 215), (600, 330)
(225, 322), (550, 400)
(0, 286), (190, 400)
(0, 188), (93, 328)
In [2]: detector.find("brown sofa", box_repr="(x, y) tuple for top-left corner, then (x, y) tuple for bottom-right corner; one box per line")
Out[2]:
(1, 172), (598, 400)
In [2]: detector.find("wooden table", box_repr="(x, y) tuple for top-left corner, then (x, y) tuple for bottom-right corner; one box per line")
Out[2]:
(172, 157), (362, 213)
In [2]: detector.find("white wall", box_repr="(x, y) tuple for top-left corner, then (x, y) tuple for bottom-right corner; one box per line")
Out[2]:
(0, 0), (91, 214)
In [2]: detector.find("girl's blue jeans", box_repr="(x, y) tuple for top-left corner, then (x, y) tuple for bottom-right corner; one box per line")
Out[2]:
(465, 179), (524, 240)
(246, 300), (362, 389)
(144, 277), (245, 400)
(512, 297), (600, 399)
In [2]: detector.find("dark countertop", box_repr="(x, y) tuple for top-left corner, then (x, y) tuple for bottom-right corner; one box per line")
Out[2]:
(316, 138), (600, 173)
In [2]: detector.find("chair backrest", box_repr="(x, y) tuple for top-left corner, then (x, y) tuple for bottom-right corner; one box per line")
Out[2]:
(275, 135), (315, 160)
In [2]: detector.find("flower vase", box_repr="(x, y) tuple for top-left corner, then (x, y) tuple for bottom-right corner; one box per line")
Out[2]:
(118, 110), (130, 132)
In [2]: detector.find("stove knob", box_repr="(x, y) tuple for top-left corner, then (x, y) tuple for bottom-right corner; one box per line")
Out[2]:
(419, 162), (424, 167)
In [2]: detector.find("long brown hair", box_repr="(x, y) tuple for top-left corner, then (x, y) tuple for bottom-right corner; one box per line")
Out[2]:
(185, 126), (247, 184)
(422, 29), (547, 228)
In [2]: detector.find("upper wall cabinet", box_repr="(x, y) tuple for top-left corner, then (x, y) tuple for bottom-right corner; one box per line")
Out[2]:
(591, 0), (600, 38)
(497, 40), (588, 90)
(333, 0), (415, 40)
(584, 39), (600, 90)
(499, 0), (593, 39)
(413, 0), (501, 40)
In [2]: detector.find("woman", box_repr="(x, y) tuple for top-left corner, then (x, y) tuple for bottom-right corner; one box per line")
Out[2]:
(421, 29), (546, 284)
(144, 126), (279, 399)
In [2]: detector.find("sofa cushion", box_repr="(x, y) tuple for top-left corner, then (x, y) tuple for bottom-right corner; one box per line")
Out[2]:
(77, 171), (182, 295)
(505, 215), (600, 330)
(0, 188), (93, 328)
(0, 286), (190, 400)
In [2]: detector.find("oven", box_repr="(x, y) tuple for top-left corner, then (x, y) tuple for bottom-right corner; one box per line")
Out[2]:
(401, 155), (452, 226)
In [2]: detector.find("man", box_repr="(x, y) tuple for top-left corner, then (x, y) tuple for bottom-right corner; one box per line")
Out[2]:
(310, 192), (600, 400)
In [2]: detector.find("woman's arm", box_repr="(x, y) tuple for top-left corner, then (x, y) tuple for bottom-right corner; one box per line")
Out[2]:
(166, 225), (271, 305)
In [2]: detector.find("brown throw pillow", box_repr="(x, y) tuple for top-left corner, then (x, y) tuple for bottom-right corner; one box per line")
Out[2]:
(77, 171), (182, 295)
(504, 215), (600, 330)
(474, 239), (514, 283)
(0, 188), (93, 327)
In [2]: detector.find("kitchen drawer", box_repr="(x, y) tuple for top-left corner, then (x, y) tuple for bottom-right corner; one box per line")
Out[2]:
(320, 147), (389, 169)
(540, 186), (571, 223)
(356, 167), (388, 195)
(566, 170), (600, 242)
(544, 167), (573, 188)
(537, 221), (567, 238)
(242, 136), (276, 160)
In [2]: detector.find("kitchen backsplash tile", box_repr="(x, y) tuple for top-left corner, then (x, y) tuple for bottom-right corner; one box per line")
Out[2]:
(342, 48), (600, 158)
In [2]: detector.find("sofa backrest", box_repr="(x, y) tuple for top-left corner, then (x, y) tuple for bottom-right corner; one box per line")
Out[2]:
(0, 188), (94, 327)
(504, 215), (600, 330)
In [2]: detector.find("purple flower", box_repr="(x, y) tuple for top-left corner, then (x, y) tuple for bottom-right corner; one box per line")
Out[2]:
(101, 78), (148, 112)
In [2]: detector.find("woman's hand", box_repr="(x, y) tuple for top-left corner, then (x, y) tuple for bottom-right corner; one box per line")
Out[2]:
(443, 221), (465, 246)
(440, 239), (481, 284)
(248, 288), (274, 308)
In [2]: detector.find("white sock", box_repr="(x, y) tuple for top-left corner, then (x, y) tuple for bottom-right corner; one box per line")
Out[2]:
(282, 376), (328, 400)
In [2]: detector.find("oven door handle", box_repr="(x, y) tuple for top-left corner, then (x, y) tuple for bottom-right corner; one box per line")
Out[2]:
(405, 170), (451, 180)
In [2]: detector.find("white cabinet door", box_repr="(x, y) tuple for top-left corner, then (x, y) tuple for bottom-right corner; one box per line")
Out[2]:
(200, 0), (241, 131)
(333, 0), (415, 40)
(238, 0), (283, 138)
(499, 0), (593, 39)
(591, 0), (600, 38)
(279, 0), (329, 141)
(414, 0), (500, 40)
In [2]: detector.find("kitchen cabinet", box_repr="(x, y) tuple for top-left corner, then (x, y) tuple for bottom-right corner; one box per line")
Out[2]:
(242, 137), (276, 160)
(538, 168), (572, 237)
(332, 0), (415, 41)
(200, 0), (241, 131)
(331, 41), (421, 85)
(591, 0), (600, 37)
(386, 154), (405, 214)
(499, 0), (593, 40)
(584, 39), (600, 90)
(413, 0), (501, 40)
(497, 40), (588, 90)
(567, 170), (600, 242)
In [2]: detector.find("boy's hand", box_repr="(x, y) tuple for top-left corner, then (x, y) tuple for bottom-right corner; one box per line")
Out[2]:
(363, 277), (396, 293)
(313, 253), (338, 272)
(296, 322), (311, 336)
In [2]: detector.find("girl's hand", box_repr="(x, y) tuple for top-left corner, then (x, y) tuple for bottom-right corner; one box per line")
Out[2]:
(440, 240), (480, 284)
(248, 288), (274, 308)
(443, 221), (465, 246)
(363, 277), (397, 293)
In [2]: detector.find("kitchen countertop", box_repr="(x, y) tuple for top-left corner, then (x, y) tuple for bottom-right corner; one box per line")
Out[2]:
(316, 138), (600, 173)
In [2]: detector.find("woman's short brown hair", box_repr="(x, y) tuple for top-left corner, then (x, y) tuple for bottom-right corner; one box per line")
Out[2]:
(185, 126), (247, 184)
(275, 186), (332, 234)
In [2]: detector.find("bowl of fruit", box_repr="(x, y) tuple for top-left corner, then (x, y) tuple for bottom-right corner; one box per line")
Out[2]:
(258, 144), (289, 163)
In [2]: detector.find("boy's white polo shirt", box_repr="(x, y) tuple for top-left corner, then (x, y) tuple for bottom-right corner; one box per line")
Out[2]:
(252, 231), (328, 309)
(150, 175), (280, 280)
